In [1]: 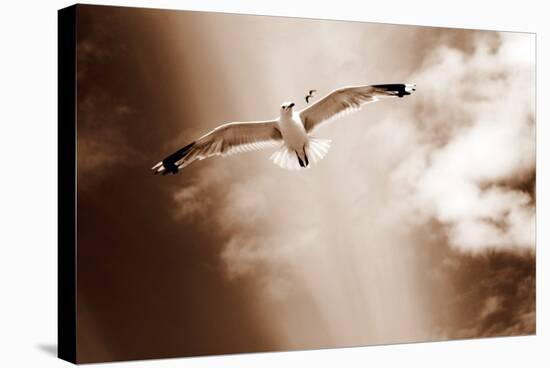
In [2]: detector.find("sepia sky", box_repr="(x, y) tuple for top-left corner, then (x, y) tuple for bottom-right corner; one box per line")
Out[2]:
(75, 5), (535, 363)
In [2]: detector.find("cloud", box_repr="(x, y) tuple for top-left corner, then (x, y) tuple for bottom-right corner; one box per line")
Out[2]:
(77, 95), (141, 187)
(399, 32), (536, 251)
(439, 249), (535, 338)
(76, 36), (143, 188)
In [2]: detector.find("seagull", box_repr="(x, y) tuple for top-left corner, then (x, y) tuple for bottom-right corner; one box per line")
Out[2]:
(305, 89), (317, 103)
(152, 83), (415, 174)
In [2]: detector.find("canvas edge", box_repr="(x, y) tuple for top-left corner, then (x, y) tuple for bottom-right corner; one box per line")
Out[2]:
(58, 4), (77, 365)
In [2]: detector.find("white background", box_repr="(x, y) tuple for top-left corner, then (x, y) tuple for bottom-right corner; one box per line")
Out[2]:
(0, 0), (546, 366)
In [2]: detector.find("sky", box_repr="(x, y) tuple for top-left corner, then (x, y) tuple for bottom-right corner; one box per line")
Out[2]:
(75, 5), (535, 363)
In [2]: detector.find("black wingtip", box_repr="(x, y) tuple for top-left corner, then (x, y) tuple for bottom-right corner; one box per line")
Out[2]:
(161, 160), (179, 175)
(372, 83), (415, 97)
(154, 141), (196, 176)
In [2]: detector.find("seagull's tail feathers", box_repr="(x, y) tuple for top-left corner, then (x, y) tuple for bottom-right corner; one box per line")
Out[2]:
(270, 144), (301, 170)
(269, 138), (332, 170)
(307, 138), (332, 165)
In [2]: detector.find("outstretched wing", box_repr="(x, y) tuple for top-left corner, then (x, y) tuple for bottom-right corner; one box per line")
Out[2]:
(152, 120), (282, 175)
(299, 84), (415, 133)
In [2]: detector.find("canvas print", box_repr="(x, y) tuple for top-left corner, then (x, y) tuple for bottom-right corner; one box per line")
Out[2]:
(58, 4), (536, 364)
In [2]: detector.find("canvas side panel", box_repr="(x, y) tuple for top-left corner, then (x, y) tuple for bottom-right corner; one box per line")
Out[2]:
(58, 4), (77, 364)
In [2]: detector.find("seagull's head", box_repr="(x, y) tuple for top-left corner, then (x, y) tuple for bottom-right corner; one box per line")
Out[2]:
(280, 102), (295, 114)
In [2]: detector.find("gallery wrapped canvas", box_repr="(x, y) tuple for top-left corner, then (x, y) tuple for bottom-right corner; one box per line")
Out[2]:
(58, 4), (536, 364)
